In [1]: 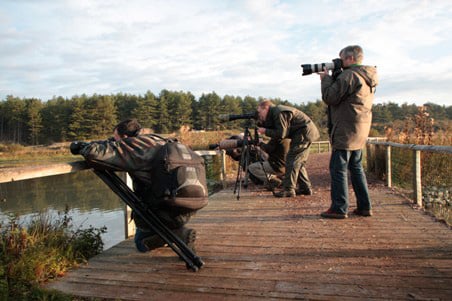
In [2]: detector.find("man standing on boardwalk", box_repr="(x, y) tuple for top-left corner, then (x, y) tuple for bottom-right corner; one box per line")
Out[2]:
(318, 45), (378, 219)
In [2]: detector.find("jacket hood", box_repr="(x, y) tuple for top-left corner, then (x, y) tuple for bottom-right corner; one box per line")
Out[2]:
(353, 65), (378, 89)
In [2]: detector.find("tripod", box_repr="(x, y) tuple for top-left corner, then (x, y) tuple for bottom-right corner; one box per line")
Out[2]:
(233, 121), (275, 200)
(94, 169), (204, 271)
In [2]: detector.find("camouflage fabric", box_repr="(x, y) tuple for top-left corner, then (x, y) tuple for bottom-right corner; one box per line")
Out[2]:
(79, 133), (193, 231)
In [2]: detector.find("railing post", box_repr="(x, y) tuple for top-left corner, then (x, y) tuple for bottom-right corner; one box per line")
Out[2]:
(386, 145), (392, 188)
(124, 173), (136, 238)
(221, 149), (226, 188)
(317, 142), (320, 153)
(413, 150), (422, 207)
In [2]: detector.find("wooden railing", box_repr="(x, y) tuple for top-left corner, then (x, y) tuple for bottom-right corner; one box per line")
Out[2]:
(0, 151), (221, 184)
(366, 141), (452, 206)
(0, 150), (221, 238)
(310, 137), (386, 154)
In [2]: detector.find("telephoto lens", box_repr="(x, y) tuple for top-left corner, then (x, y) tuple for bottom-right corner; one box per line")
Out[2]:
(301, 58), (342, 76)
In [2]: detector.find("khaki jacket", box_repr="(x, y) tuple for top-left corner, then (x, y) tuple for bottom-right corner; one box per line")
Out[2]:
(321, 65), (378, 150)
(260, 138), (290, 175)
(262, 105), (320, 144)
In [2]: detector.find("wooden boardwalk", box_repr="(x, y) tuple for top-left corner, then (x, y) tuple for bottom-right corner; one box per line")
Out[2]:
(46, 153), (452, 300)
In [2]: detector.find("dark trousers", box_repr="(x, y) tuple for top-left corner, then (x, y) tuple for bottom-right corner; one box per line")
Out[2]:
(282, 140), (312, 191)
(329, 149), (371, 214)
(133, 209), (192, 252)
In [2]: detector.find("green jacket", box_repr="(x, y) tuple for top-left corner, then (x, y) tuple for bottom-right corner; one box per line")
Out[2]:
(321, 65), (378, 150)
(262, 105), (320, 144)
(260, 137), (290, 175)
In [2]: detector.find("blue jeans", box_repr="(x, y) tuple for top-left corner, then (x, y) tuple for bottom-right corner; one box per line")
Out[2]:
(134, 228), (156, 252)
(329, 149), (371, 214)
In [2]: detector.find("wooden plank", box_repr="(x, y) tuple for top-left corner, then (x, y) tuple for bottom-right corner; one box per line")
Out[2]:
(44, 153), (452, 300)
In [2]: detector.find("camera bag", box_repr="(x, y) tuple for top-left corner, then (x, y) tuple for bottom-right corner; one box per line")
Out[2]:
(150, 140), (208, 211)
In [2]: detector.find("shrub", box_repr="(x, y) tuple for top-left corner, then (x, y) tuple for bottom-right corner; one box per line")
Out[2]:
(0, 208), (106, 300)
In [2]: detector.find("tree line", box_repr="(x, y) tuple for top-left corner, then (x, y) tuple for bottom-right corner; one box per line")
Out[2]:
(0, 90), (450, 145)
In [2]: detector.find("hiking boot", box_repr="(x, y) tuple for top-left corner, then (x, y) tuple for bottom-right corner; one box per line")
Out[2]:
(353, 208), (373, 217)
(134, 228), (166, 253)
(274, 189), (296, 198)
(320, 208), (348, 219)
(265, 177), (282, 191)
(296, 188), (313, 196)
(174, 227), (197, 252)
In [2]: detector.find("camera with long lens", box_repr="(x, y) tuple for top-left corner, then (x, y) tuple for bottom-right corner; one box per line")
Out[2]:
(218, 111), (257, 122)
(301, 58), (342, 76)
(208, 139), (245, 150)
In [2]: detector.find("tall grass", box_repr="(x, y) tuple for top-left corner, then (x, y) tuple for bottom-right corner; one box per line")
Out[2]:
(383, 106), (451, 225)
(0, 208), (106, 300)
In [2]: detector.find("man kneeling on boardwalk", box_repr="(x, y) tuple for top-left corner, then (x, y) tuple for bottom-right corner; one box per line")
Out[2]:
(70, 119), (208, 253)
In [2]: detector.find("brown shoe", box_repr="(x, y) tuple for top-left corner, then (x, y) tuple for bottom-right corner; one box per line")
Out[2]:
(141, 234), (166, 251)
(296, 188), (313, 196)
(353, 208), (373, 217)
(266, 177), (282, 190)
(320, 208), (348, 219)
(274, 189), (296, 198)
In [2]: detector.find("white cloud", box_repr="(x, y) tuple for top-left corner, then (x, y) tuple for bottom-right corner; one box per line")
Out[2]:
(0, 0), (451, 106)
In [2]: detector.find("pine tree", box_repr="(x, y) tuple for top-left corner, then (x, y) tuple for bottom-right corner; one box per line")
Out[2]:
(131, 91), (158, 129)
(197, 92), (221, 130)
(25, 98), (43, 145)
(155, 93), (170, 133)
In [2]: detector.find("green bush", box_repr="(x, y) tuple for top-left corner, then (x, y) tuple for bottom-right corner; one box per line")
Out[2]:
(0, 209), (106, 300)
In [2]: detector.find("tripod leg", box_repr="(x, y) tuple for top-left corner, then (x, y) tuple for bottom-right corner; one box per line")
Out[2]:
(94, 170), (204, 271)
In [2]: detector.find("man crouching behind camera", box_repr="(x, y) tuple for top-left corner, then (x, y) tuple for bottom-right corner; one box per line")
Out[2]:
(70, 119), (208, 253)
(213, 133), (290, 190)
(257, 100), (320, 198)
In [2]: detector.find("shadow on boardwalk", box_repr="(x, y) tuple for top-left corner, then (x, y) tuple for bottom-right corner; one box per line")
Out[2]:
(46, 153), (452, 300)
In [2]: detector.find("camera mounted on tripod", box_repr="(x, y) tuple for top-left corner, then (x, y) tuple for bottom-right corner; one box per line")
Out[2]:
(212, 111), (264, 199)
(218, 111), (258, 122)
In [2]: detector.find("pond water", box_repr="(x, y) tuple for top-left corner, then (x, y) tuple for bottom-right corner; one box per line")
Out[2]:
(0, 170), (126, 250)
(0, 156), (223, 251)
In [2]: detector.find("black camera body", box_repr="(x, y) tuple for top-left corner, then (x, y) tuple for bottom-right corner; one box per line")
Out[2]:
(301, 58), (342, 78)
(218, 111), (257, 122)
(70, 141), (89, 155)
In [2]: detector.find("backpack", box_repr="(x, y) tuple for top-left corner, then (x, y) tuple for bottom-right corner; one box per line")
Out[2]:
(149, 140), (208, 211)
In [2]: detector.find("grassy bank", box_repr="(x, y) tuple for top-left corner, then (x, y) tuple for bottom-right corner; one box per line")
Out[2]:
(0, 209), (106, 300)
(0, 130), (235, 165)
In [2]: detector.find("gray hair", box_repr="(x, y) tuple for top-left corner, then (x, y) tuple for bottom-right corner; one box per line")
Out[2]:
(339, 45), (363, 64)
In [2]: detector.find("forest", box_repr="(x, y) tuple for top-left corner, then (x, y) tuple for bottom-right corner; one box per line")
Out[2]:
(0, 90), (451, 145)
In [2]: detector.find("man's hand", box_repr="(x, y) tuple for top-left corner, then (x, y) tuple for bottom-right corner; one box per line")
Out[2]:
(257, 127), (266, 135)
(318, 66), (329, 80)
(70, 141), (89, 155)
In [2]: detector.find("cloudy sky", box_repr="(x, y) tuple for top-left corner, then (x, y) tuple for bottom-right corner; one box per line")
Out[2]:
(1, 0), (451, 106)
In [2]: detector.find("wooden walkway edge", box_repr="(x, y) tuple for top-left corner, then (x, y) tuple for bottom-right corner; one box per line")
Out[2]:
(45, 154), (452, 300)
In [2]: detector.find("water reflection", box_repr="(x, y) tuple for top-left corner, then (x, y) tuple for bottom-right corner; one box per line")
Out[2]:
(0, 155), (222, 251)
(0, 170), (125, 250)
